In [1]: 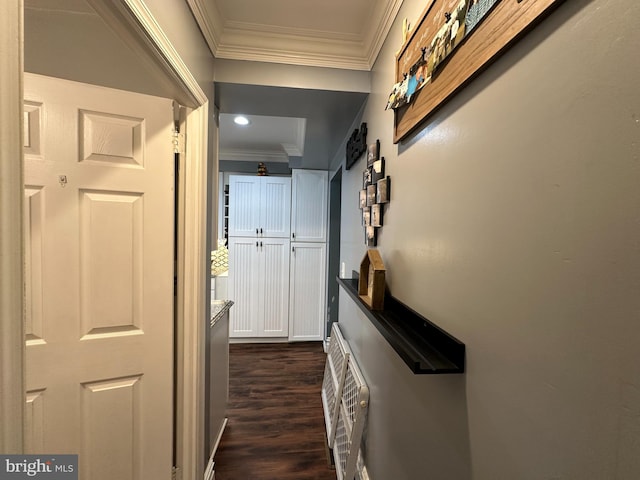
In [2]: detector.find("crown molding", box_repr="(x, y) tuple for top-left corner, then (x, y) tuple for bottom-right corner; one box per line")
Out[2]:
(219, 148), (289, 163)
(214, 44), (371, 71)
(365, 0), (404, 68)
(281, 143), (303, 158)
(185, 0), (222, 57)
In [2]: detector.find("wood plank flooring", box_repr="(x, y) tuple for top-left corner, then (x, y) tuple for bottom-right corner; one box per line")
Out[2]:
(213, 342), (336, 480)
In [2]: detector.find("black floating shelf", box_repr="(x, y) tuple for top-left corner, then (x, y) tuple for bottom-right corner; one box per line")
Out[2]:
(337, 276), (465, 374)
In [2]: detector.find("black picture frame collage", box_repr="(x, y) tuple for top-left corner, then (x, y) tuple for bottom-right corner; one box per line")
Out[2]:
(360, 139), (391, 247)
(345, 122), (391, 247)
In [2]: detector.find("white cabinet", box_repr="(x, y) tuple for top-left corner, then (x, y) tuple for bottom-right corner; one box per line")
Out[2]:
(227, 170), (328, 341)
(289, 242), (327, 341)
(228, 237), (290, 338)
(291, 169), (328, 242)
(228, 175), (291, 238)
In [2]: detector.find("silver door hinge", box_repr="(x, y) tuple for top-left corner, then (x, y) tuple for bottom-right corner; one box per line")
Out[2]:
(172, 128), (185, 155)
(172, 466), (181, 480)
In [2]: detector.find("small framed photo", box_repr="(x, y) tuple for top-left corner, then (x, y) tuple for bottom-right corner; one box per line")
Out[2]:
(366, 139), (380, 167)
(365, 226), (377, 247)
(362, 208), (371, 226)
(372, 158), (385, 183)
(366, 184), (377, 207)
(363, 167), (372, 188)
(359, 189), (367, 209)
(376, 176), (390, 204)
(371, 204), (383, 227)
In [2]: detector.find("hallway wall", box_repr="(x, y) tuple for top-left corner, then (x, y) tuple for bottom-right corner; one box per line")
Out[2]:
(337, 0), (640, 479)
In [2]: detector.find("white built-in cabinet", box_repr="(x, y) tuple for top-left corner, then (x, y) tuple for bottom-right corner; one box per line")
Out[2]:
(228, 236), (291, 337)
(291, 169), (328, 242)
(227, 171), (328, 340)
(289, 169), (328, 341)
(228, 175), (291, 238)
(289, 242), (327, 340)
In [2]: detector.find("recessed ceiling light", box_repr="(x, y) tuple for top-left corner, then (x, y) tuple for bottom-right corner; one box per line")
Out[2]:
(233, 115), (250, 126)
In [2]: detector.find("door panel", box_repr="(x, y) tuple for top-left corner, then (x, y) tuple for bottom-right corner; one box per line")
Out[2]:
(228, 237), (259, 337)
(228, 176), (260, 237)
(23, 73), (174, 479)
(261, 177), (291, 238)
(291, 170), (328, 242)
(260, 238), (290, 336)
(289, 243), (326, 341)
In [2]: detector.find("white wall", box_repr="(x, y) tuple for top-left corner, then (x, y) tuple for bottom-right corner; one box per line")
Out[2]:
(338, 1), (640, 479)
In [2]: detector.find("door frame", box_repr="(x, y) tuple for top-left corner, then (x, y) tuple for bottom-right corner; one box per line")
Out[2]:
(326, 166), (343, 339)
(0, 0), (25, 455)
(0, 1), (211, 478)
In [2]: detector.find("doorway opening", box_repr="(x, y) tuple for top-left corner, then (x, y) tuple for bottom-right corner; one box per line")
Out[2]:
(326, 167), (342, 337)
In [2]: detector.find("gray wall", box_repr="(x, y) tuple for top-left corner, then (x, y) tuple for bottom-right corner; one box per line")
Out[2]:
(337, 1), (640, 479)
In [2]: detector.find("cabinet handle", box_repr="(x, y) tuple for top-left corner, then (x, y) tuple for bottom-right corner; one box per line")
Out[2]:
(256, 228), (259, 235)
(292, 246), (295, 253)
(260, 228), (263, 235)
(260, 241), (263, 250)
(256, 241), (259, 248)
(292, 232), (295, 239)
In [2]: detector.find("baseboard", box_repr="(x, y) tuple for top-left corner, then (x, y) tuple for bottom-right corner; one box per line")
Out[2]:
(204, 417), (228, 480)
(203, 457), (215, 480)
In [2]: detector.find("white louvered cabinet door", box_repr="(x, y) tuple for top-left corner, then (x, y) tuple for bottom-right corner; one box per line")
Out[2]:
(258, 238), (291, 337)
(227, 237), (260, 337)
(228, 176), (261, 237)
(291, 169), (328, 242)
(289, 242), (326, 341)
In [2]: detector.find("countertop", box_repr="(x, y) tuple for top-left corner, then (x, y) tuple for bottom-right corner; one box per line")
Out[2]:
(211, 300), (233, 327)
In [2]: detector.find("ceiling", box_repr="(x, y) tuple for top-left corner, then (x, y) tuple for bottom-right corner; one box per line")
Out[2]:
(216, 83), (368, 170)
(23, 0), (396, 170)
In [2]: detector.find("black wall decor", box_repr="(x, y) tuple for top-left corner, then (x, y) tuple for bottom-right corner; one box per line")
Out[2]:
(346, 122), (367, 170)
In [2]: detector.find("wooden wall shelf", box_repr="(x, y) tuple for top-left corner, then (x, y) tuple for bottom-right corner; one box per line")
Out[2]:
(338, 276), (465, 374)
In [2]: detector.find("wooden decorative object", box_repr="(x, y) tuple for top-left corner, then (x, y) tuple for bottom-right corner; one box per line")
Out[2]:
(359, 249), (386, 310)
(393, 0), (564, 143)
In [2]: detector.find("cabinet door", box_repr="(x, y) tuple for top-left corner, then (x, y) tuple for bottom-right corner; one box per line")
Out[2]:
(258, 238), (291, 337)
(289, 242), (327, 341)
(260, 177), (291, 238)
(228, 237), (260, 337)
(228, 176), (260, 237)
(291, 170), (328, 242)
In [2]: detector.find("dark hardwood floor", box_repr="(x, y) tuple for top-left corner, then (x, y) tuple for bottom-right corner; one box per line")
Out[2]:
(213, 342), (336, 480)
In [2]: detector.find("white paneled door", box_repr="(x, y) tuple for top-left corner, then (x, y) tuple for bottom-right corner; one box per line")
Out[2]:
(23, 73), (174, 480)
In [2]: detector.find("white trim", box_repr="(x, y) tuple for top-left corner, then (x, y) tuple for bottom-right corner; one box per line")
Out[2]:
(185, 0), (223, 58)
(204, 417), (227, 480)
(219, 148), (289, 163)
(179, 104), (210, 480)
(185, 0), (404, 71)
(365, 0), (405, 68)
(214, 43), (371, 71)
(0, 0), (25, 454)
